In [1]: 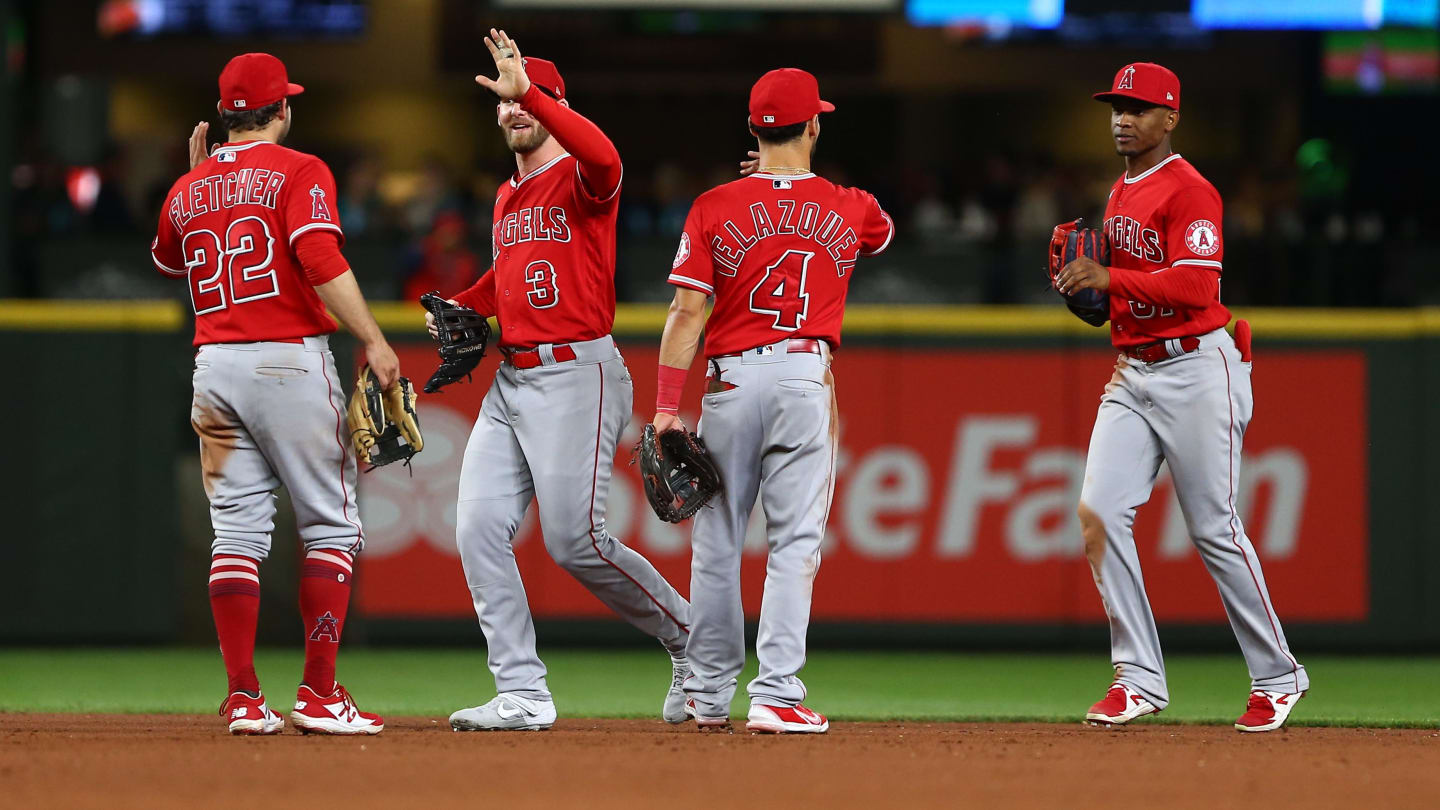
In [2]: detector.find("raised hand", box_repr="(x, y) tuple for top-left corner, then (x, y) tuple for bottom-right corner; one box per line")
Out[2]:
(474, 28), (531, 101)
(188, 121), (214, 170)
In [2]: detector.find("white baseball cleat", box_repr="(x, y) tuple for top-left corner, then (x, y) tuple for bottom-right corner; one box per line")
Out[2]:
(745, 703), (829, 734)
(663, 656), (692, 724)
(449, 693), (556, 731)
(1234, 690), (1305, 732)
(1085, 682), (1160, 726)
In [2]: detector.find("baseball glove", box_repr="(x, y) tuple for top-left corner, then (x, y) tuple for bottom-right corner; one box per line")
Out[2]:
(347, 365), (424, 470)
(634, 425), (723, 523)
(1048, 218), (1110, 328)
(420, 291), (491, 393)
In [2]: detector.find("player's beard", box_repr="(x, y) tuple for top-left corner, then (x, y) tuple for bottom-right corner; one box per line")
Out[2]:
(504, 122), (551, 154)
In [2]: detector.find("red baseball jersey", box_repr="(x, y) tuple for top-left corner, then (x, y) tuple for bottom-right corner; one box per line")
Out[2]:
(668, 172), (894, 357)
(479, 152), (620, 349)
(151, 140), (345, 346)
(1102, 153), (1228, 347)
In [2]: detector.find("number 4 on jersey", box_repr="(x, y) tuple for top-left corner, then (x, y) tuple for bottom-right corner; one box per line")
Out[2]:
(749, 249), (812, 331)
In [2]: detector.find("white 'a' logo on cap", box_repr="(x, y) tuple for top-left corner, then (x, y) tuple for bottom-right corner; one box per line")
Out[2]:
(1118, 65), (1136, 90)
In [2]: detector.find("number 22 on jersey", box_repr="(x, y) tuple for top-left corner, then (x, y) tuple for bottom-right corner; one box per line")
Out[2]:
(749, 249), (812, 331)
(184, 216), (279, 315)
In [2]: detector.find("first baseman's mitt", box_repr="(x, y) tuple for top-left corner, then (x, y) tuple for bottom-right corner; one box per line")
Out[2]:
(420, 291), (491, 393)
(1048, 218), (1110, 328)
(347, 365), (424, 470)
(634, 425), (723, 523)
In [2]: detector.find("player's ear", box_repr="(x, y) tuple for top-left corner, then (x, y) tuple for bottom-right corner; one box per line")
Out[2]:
(809, 115), (821, 138)
(1166, 109), (1179, 132)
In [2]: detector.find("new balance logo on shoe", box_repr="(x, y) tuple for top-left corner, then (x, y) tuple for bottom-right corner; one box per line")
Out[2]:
(232, 707), (249, 719)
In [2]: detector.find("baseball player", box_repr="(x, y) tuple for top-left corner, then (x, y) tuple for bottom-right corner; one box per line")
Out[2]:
(152, 53), (395, 735)
(1056, 63), (1308, 732)
(652, 68), (894, 733)
(435, 30), (692, 731)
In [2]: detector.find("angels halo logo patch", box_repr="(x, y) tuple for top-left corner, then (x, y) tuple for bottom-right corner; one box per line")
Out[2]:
(1184, 220), (1220, 256)
(672, 232), (691, 269)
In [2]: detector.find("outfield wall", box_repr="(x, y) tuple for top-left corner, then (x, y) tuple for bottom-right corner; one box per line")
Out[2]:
(3, 301), (1437, 648)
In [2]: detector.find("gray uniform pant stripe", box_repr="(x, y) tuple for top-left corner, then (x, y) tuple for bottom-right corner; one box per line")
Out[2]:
(1080, 329), (1307, 708)
(455, 344), (690, 701)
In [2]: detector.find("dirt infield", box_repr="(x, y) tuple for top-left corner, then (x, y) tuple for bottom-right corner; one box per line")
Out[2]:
(2, 715), (1436, 809)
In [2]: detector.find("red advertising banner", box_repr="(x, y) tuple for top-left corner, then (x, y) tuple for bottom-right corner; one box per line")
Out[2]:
(355, 343), (1368, 623)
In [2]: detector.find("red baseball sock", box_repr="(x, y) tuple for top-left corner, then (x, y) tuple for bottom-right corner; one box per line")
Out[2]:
(209, 555), (261, 695)
(299, 549), (355, 695)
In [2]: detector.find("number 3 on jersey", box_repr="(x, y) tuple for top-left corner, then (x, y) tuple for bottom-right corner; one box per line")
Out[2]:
(525, 260), (560, 310)
(749, 249), (812, 331)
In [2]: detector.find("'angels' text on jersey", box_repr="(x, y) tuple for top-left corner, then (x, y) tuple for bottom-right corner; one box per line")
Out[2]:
(492, 206), (573, 259)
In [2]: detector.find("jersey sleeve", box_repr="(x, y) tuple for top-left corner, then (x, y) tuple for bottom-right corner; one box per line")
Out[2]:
(858, 192), (895, 257)
(666, 201), (714, 295)
(518, 85), (623, 206)
(1165, 185), (1223, 272)
(452, 268), (497, 317)
(284, 157), (345, 248)
(150, 186), (186, 278)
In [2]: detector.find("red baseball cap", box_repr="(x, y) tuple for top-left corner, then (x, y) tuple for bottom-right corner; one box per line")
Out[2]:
(219, 53), (304, 112)
(522, 57), (565, 100)
(1094, 62), (1180, 110)
(749, 68), (834, 128)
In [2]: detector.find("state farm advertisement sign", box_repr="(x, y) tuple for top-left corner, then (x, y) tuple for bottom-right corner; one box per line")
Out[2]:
(356, 344), (1368, 623)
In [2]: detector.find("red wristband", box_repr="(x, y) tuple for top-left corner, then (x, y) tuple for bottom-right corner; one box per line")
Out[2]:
(655, 364), (688, 414)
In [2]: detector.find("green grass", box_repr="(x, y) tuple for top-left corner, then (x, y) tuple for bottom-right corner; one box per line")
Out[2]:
(1, 648), (1436, 727)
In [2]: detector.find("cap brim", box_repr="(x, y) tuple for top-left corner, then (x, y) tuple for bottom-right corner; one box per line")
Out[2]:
(1093, 90), (1172, 109)
(287, 82), (305, 97)
(819, 99), (835, 113)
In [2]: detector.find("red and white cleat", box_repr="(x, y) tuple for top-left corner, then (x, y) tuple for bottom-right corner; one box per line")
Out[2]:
(684, 698), (731, 730)
(745, 703), (829, 734)
(290, 683), (384, 735)
(1085, 683), (1159, 726)
(220, 691), (284, 736)
(1234, 690), (1304, 733)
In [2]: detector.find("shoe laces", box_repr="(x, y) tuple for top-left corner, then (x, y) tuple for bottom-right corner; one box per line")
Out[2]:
(671, 660), (690, 690)
(1245, 691), (1273, 713)
(331, 684), (359, 713)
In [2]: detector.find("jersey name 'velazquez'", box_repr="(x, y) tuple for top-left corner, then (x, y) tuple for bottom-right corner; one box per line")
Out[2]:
(168, 169), (289, 231)
(712, 200), (862, 276)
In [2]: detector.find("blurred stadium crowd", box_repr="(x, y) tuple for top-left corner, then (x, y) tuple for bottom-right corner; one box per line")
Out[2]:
(11, 134), (1425, 307)
(4, 1), (1436, 308)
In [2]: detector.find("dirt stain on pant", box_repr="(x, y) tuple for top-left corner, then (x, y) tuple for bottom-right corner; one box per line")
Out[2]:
(191, 395), (237, 499)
